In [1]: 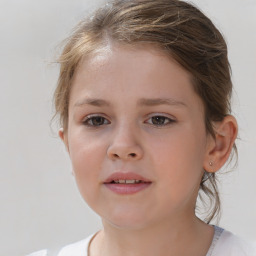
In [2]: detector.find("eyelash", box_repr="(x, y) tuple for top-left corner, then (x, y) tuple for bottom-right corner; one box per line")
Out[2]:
(82, 114), (176, 127)
(146, 115), (176, 126)
(82, 115), (110, 127)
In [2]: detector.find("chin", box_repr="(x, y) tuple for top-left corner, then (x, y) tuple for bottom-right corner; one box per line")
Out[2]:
(101, 209), (152, 230)
(105, 219), (149, 231)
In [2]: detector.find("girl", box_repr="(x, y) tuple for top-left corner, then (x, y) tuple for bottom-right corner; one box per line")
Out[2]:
(29, 0), (256, 255)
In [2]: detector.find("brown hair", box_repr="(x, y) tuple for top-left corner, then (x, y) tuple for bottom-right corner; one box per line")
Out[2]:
(54, 0), (236, 223)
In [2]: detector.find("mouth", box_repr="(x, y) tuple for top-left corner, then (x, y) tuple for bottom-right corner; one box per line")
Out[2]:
(103, 172), (152, 195)
(107, 179), (149, 184)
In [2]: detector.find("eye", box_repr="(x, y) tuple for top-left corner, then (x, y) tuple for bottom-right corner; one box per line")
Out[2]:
(83, 115), (110, 127)
(146, 115), (175, 126)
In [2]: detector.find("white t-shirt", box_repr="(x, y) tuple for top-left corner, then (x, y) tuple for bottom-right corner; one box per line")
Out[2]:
(27, 226), (256, 256)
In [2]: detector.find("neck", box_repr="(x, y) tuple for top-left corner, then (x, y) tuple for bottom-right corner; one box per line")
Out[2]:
(90, 216), (214, 256)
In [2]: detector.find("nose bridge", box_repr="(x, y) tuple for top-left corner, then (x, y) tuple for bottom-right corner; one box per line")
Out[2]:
(107, 120), (143, 160)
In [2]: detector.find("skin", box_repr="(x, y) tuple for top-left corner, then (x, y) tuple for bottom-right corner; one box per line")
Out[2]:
(60, 44), (237, 256)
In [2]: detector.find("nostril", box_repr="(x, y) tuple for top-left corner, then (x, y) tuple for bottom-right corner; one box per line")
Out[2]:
(108, 148), (142, 160)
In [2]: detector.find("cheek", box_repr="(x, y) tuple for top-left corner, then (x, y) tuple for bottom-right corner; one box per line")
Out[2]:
(148, 127), (206, 184)
(150, 134), (205, 210)
(68, 134), (106, 199)
(68, 130), (106, 170)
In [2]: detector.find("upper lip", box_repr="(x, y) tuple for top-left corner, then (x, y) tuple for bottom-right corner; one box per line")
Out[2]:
(103, 172), (152, 184)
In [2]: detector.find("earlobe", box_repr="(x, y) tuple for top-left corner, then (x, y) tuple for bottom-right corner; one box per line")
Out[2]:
(204, 115), (238, 173)
(58, 128), (73, 175)
(58, 127), (69, 153)
(58, 127), (64, 141)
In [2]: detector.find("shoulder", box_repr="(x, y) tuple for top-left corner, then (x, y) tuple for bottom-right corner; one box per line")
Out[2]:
(26, 234), (94, 256)
(57, 234), (93, 256)
(213, 229), (256, 256)
(26, 250), (48, 256)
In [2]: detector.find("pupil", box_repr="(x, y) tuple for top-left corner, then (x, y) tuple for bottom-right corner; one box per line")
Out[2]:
(152, 116), (165, 125)
(92, 117), (104, 126)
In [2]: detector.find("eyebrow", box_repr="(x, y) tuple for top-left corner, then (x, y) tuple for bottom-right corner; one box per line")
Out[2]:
(74, 98), (111, 107)
(74, 97), (187, 108)
(137, 98), (187, 107)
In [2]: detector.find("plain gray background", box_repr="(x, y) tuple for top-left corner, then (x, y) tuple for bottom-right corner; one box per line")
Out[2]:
(0, 0), (255, 255)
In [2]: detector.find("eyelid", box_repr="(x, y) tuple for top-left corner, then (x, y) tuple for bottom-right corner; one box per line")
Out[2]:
(146, 112), (176, 120)
(81, 113), (176, 127)
(145, 113), (176, 126)
(82, 113), (106, 120)
(82, 114), (110, 127)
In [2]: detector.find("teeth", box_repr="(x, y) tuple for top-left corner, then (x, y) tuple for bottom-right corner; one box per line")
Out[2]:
(125, 180), (135, 184)
(113, 179), (142, 184)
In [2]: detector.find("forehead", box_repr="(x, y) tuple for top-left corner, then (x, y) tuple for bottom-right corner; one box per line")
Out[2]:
(76, 42), (191, 78)
(70, 44), (202, 112)
(73, 43), (192, 85)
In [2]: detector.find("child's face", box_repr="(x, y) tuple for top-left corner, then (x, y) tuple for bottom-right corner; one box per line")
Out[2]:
(61, 44), (214, 229)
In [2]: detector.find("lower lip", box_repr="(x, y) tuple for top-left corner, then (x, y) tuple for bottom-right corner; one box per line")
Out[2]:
(104, 183), (152, 195)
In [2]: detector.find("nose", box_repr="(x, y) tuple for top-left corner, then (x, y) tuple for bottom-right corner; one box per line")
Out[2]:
(107, 126), (143, 161)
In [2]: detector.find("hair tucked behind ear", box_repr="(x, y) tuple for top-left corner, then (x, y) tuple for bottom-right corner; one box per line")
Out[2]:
(54, 0), (237, 223)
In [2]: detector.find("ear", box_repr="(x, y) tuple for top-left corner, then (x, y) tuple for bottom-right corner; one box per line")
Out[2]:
(59, 128), (74, 176)
(203, 115), (238, 173)
(58, 127), (69, 154)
